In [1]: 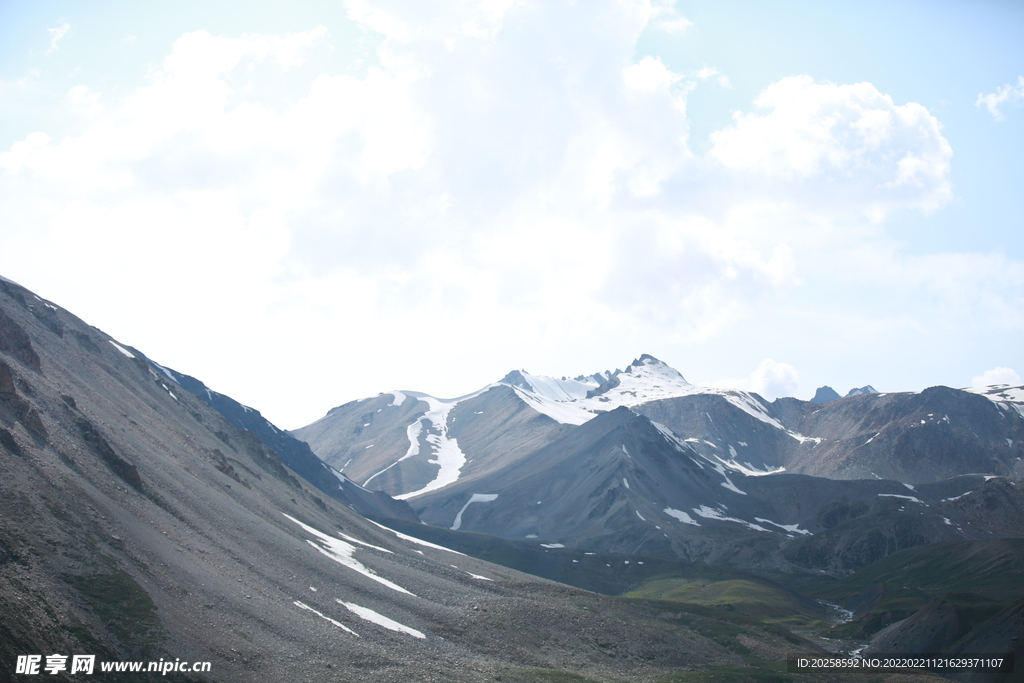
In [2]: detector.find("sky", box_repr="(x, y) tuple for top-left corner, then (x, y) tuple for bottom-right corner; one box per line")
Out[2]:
(1, 0), (1022, 429)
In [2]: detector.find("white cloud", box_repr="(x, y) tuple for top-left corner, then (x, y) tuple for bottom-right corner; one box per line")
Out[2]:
(709, 359), (801, 400)
(345, 0), (519, 45)
(972, 367), (1021, 388)
(1, 1), (1018, 427)
(976, 76), (1024, 121)
(710, 76), (952, 219)
(47, 22), (70, 55)
(694, 67), (732, 89)
(623, 56), (678, 93)
(648, 0), (692, 35)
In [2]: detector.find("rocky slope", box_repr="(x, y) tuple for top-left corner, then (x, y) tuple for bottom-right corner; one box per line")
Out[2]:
(136, 355), (419, 524)
(0, 278), (742, 683)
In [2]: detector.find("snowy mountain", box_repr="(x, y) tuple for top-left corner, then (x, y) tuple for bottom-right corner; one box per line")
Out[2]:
(295, 354), (1024, 573)
(298, 354), (1024, 496)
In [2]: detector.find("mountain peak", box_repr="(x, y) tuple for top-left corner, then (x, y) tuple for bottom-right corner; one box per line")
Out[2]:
(623, 354), (689, 384)
(810, 386), (841, 403)
(498, 369), (531, 390)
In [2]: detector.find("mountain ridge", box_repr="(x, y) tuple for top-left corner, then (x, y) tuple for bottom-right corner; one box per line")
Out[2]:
(294, 354), (1024, 579)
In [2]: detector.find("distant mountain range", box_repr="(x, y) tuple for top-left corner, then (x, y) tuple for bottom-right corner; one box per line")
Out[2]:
(293, 354), (1024, 573)
(811, 385), (879, 403)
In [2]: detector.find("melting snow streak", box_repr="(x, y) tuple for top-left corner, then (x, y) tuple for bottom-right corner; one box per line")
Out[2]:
(754, 518), (812, 535)
(878, 493), (924, 504)
(338, 601), (425, 639)
(283, 514), (414, 596)
(692, 506), (769, 532)
(109, 341), (135, 358)
(396, 396), (470, 499)
(294, 601), (359, 636)
(368, 520), (467, 556)
(664, 507), (700, 525)
(451, 493), (498, 530)
(364, 419), (423, 487)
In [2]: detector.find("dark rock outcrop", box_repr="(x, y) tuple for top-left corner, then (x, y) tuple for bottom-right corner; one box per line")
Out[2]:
(75, 416), (143, 490)
(0, 306), (40, 371)
(811, 386), (841, 403)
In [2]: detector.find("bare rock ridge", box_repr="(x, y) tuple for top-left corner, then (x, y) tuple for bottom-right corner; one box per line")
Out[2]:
(136, 355), (419, 524)
(811, 385), (879, 403)
(0, 276), (746, 682)
(811, 386), (841, 403)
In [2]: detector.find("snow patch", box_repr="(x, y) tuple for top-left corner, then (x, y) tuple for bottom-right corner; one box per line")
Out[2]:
(711, 455), (784, 478)
(451, 493), (498, 530)
(332, 469), (372, 492)
(337, 600), (425, 639)
(283, 514), (413, 596)
(294, 601), (358, 635)
(622, 478), (629, 489)
(511, 386), (593, 425)
(150, 361), (178, 383)
(754, 517), (812, 535)
(395, 395), (473, 499)
(692, 505), (769, 532)
(389, 391), (406, 407)
(109, 341), (135, 359)
(368, 520), (466, 556)
(664, 507), (700, 526)
(964, 384), (1024, 417)
(364, 419), (424, 487)
(503, 370), (602, 401)
(878, 493), (924, 504)
(540, 543), (565, 549)
(337, 532), (392, 554)
(703, 459), (747, 495)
